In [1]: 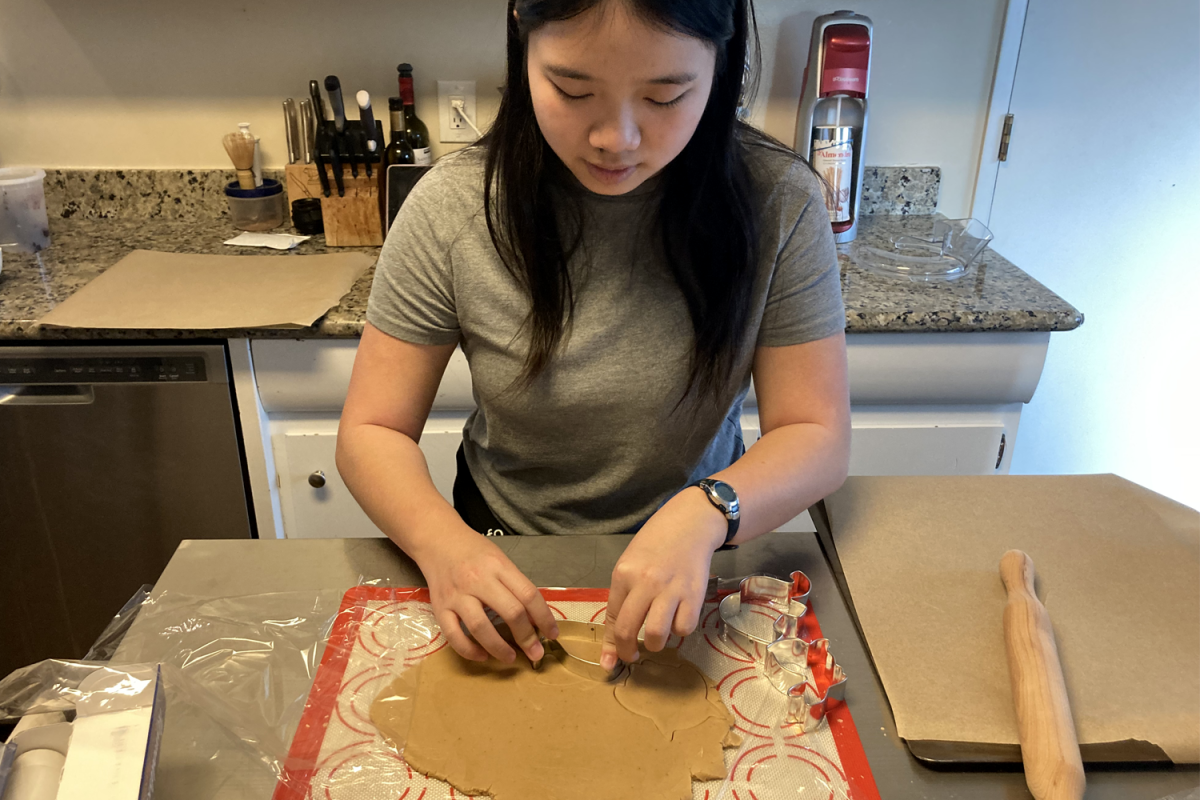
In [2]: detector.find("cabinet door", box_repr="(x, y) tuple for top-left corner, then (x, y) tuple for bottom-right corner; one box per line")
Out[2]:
(740, 414), (1008, 532)
(848, 424), (1006, 475)
(274, 425), (463, 539)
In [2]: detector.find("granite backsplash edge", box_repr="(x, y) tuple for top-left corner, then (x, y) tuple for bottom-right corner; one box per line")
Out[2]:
(42, 165), (939, 222)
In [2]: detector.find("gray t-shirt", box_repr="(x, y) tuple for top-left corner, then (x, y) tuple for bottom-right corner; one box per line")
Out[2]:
(367, 142), (844, 536)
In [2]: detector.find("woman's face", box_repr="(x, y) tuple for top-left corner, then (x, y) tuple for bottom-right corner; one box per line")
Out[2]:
(526, 2), (717, 196)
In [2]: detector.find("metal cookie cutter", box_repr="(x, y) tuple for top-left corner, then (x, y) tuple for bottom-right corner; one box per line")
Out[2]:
(717, 571), (848, 732)
(706, 571), (811, 604)
(717, 572), (813, 652)
(530, 620), (626, 682)
(765, 637), (848, 732)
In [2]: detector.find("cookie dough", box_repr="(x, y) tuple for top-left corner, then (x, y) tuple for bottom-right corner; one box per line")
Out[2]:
(370, 622), (739, 800)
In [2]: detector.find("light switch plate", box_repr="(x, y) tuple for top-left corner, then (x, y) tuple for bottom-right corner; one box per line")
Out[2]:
(437, 80), (477, 143)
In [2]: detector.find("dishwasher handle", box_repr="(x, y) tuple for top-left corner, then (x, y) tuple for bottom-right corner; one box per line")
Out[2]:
(0, 385), (96, 405)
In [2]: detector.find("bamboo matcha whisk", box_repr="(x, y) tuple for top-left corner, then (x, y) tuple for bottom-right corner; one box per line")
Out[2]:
(222, 131), (257, 190)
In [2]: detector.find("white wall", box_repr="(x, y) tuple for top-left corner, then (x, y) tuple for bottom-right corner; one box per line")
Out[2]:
(0, 0), (1005, 217)
(995, 0), (1200, 509)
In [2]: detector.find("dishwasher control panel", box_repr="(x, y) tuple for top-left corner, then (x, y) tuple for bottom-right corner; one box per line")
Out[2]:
(0, 355), (208, 384)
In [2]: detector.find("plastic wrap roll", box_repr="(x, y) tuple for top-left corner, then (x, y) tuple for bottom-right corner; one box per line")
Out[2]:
(4, 748), (66, 800)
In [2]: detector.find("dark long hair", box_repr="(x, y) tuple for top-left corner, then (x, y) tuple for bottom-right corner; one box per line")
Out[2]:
(483, 0), (790, 403)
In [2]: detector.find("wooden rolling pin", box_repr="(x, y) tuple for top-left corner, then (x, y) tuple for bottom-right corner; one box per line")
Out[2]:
(1001, 549), (1086, 800)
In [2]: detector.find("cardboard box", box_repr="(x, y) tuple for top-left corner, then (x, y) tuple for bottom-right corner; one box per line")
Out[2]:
(0, 666), (164, 800)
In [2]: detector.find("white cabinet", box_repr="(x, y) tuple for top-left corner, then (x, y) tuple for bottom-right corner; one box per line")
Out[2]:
(847, 423), (1005, 475)
(742, 404), (1018, 531)
(272, 414), (466, 540)
(743, 411), (1011, 477)
(274, 430), (374, 539)
(236, 332), (1048, 539)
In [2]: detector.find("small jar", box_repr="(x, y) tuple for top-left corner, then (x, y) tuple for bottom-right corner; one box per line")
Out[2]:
(0, 167), (51, 253)
(291, 198), (324, 235)
(225, 179), (284, 231)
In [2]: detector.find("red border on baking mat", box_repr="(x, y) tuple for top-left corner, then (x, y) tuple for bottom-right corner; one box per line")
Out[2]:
(271, 585), (879, 800)
(799, 600), (880, 799)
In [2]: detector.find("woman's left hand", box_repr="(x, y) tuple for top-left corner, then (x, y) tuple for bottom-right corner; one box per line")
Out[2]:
(599, 488), (727, 671)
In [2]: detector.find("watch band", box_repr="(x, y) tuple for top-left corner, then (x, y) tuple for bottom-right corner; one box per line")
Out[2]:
(692, 479), (740, 552)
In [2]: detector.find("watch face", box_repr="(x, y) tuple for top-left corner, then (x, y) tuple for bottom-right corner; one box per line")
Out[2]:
(712, 481), (737, 506)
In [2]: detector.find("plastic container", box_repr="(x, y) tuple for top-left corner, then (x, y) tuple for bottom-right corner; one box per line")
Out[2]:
(0, 168), (52, 254)
(225, 179), (284, 231)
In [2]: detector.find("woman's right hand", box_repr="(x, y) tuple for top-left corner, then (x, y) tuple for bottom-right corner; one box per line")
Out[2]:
(336, 328), (557, 664)
(418, 524), (560, 664)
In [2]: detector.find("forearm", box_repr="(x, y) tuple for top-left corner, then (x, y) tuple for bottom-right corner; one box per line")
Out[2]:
(601, 418), (848, 663)
(335, 422), (472, 563)
(707, 418), (850, 544)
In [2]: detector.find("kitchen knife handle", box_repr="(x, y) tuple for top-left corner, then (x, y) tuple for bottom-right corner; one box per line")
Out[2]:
(282, 98), (299, 164)
(298, 99), (314, 164)
(325, 76), (346, 134)
(1000, 550), (1086, 800)
(356, 90), (379, 153)
(309, 79), (326, 123)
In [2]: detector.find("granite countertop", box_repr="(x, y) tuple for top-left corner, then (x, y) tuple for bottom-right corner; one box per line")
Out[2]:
(0, 214), (1082, 341)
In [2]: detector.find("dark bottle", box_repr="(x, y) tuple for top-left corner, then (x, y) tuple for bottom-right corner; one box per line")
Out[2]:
(384, 97), (415, 167)
(397, 63), (433, 165)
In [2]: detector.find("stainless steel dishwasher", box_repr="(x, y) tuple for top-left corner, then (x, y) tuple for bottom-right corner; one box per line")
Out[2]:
(0, 343), (253, 680)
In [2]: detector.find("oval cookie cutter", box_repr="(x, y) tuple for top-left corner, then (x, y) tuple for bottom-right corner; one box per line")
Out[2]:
(531, 620), (627, 682)
(716, 571), (848, 732)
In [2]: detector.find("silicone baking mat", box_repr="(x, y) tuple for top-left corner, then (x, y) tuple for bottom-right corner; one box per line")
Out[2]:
(273, 585), (879, 799)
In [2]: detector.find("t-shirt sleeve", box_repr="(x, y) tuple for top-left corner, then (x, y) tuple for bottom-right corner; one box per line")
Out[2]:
(756, 160), (846, 347)
(366, 165), (465, 346)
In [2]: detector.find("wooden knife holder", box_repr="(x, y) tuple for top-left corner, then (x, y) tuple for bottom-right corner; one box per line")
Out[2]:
(285, 163), (383, 247)
(285, 120), (386, 247)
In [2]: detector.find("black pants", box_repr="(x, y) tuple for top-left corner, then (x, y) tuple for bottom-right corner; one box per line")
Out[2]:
(453, 445), (518, 536)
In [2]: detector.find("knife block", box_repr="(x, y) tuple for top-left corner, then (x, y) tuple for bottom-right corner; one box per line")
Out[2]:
(285, 163), (383, 247)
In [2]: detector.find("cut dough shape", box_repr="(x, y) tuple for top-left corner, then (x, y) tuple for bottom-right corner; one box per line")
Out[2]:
(371, 629), (740, 800)
(614, 652), (712, 739)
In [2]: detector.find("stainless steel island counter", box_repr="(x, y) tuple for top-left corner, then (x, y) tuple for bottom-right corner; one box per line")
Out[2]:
(112, 535), (1197, 799)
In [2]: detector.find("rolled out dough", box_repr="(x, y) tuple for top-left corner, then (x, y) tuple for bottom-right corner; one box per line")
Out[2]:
(370, 625), (740, 800)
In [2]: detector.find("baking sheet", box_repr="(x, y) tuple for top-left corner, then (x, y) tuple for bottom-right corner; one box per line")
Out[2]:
(38, 250), (373, 329)
(823, 474), (1199, 764)
(272, 586), (881, 799)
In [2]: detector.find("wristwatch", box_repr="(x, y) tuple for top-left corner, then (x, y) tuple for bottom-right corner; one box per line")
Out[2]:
(691, 479), (740, 551)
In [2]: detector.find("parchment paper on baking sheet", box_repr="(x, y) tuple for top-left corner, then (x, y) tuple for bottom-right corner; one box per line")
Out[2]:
(823, 474), (1199, 764)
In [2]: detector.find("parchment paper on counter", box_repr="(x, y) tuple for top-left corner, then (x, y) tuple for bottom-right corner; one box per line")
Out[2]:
(37, 249), (373, 329)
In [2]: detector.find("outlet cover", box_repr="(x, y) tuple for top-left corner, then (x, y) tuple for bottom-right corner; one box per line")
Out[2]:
(437, 80), (477, 143)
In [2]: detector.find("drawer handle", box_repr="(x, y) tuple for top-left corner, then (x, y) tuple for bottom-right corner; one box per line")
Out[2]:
(0, 385), (95, 406)
(308, 470), (327, 489)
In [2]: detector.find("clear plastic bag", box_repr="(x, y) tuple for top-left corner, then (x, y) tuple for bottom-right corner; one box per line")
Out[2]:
(84, 584), (153, 662)
(113, 589), (343, 744)
(0, 589), (347, 800)
(0, 659), (108, 720)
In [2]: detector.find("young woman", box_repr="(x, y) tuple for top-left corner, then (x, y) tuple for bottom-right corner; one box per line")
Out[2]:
(337, 0), (850, 676)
